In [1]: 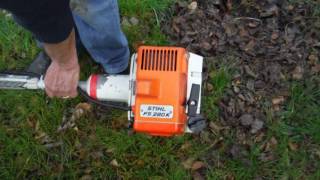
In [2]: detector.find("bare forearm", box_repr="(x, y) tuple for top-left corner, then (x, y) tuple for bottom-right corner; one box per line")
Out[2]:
(43, 29), (80, 98)
(43, 29), (78, 69)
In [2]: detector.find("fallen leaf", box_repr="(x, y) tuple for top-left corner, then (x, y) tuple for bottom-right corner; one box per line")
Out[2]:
(105, 148), (116, 154)
(292, 66), (304, 80)
(255, 132), (265, 143)
(269, 137), (278, 150)
(84, 168), (92, 174)
(233, 86), (240, 93)
(80, 175), (92, 180)
(207, 83), (214, 91)
(110, 159), (120, 167)
(188, 1), (198, 11)
(287, 5), (294, 11)
(248, 21), (259, 28)
(121, 17), (131, 27)
(129, 17), (139, 26)
(182, 157), (195, 170)
(244, 40), (256, 52)
(271, 31), (279, 40)
(90, 151), (104, 160)
(272, 96), (285, 105)
(311, 64), (320, 73)
(244, 65), (257, 78)
(201, 41), (212, 51)
(191, 161), (206, 171)
(288, 141), (298, 151)
(308, 54), (318, 65)
(76, 102), (92, 111)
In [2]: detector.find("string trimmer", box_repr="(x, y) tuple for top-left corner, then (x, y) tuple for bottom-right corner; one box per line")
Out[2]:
(0, 46), (206, 136)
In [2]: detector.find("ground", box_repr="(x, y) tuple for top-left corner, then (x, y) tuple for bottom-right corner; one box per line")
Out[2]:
(0, 0), (319, 179)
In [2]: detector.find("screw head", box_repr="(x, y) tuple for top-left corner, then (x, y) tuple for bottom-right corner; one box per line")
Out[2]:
(190, 100), (196, 106)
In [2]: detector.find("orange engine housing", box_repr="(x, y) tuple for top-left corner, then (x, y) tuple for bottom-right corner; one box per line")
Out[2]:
(133, 46), (188, 136)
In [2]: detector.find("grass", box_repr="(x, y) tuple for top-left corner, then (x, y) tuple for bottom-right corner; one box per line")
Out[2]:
(0, 1), (208, 179)
(1, 0), (320, 179)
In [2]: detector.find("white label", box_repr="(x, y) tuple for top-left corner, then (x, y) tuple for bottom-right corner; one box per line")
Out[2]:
(140, 104), (173, 119)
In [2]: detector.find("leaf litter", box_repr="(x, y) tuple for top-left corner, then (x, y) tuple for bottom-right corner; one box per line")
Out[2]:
(163, 0), (320, 177)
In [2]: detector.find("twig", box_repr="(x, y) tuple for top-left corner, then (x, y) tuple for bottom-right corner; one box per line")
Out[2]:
(233, 17), (262, 23)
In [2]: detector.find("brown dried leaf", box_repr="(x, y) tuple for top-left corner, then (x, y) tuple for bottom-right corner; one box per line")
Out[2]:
(105, 148), (116, 154)
(244, 40), (256, 52)
(272, 96), (285, 105)
(271, 31), (280, 40)
(80, 175), (92, 180)
(288, 141), (298, 151)
(269, 137), (278, 149)
(191, 161), (206, 171)
(244, 65), (257, 78)
(110, 159), (120, 167)
(201, 41), (212, 51)
(308, 54), (318, 65)
(90, 151), (104, 160)
(188, 2), (198, 11)
(255, 132), (265, 143)
(292, 66), (304, 80)
(311, 64), (320, 73)
(207, 83), (214, 92)
(76, 102), (92, 112)
(248, 21), (259, 28)
(182, 157), (195, 169)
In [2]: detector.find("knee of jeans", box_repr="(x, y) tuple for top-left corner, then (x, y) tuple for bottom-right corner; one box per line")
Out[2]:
(71, 0), (120, 31)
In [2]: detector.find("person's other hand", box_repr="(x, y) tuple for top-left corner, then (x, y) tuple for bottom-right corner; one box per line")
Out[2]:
(44, 60), (79, 98)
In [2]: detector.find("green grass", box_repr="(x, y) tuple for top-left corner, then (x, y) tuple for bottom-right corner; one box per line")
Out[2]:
(203, 63), (233, 121)
(1, 0), (320, 179)
(0, 13), (38, 71)
(0, 1), (204, 179)
(272, 77), (320, 179)
(119, 0), (174, 49)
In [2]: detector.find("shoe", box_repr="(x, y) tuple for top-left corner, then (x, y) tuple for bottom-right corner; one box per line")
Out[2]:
(26, 51), (51, 75)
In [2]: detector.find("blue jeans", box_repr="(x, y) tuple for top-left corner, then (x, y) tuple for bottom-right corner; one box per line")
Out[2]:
(70, 0), (129, 74)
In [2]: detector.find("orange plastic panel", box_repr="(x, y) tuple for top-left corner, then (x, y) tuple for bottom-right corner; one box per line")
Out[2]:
(133, 46), (188, 136)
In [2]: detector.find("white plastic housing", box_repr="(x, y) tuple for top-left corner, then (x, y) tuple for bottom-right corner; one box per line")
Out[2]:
(186, 53), (203, 115)
(86, 75), (130, 103)
(185, 52), (203, 133)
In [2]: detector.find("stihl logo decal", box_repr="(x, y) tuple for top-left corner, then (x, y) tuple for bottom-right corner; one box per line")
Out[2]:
(140, 105), (173, 119)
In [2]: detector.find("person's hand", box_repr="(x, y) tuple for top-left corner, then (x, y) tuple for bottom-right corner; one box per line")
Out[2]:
(42, 28), (79, 98)
(44, 60), (79, 98)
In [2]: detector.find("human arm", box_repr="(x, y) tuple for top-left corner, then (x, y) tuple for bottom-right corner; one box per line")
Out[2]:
(0, 0), (79, 98)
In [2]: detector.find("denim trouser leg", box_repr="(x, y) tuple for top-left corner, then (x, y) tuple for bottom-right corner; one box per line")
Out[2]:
(70, 0), (130, 74)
